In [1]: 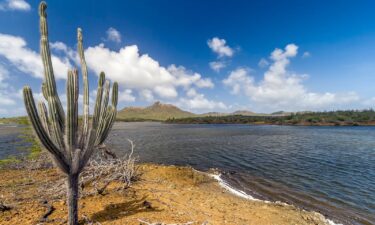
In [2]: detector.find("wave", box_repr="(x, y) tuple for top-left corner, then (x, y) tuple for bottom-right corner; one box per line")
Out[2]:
(207, 172), (344, 225)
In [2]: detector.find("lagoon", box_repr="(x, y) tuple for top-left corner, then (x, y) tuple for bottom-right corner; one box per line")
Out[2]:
(109, 122), (375, 225)
(1, 122), (374, 224)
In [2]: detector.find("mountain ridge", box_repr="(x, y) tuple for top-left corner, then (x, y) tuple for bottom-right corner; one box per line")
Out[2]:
(117, 101), (195, 121)
(117, 101), (284, 121)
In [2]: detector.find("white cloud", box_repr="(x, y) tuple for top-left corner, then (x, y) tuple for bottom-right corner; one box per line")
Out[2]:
(223, 68), (253, 95)
(106, 27), (122, 43)
(207, 37), (234, 58)
(176, 88), (227, 111)
(223, 44), (359, 112)
(154, 85), (178, 98)
(302, 51), (311, 58)
(258, 58), (269, 68)
(0, 0), (30, 11)
(0, 34), (71, 79)
(167, 65), (214, 89)
(0, 65), (15, 106)
(0, 92), (15, 105)
(0, 32), (216, 115)
(84, 44), (213, 99)
(196, 78), (214, 88)
(209, 61), (226, 72)
(139, 89), (154, 102)
(0, 64), (9, 83)
(118, 89), (136, 102)
(50, 41), (78, 62)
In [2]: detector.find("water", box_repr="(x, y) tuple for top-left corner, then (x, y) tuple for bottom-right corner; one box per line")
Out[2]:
(1, 122), (374, 224)
(0, 124), (31, 160)
(108, 122), (375, 225)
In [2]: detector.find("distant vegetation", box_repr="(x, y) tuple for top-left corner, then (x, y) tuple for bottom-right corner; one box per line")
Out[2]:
(0, 116), (29, 125)
(166, 110), (375, 126)
(3, 106), (375, 126)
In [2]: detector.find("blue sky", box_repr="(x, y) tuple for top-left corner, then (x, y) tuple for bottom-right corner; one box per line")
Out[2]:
(1, 0), (375, 117)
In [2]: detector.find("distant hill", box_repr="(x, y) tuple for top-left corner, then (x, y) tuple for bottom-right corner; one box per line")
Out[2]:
(166, 110), (375, 126)
(201, 110), (266, 117)
(117, 101), (195, 121)
(270, 111), (292, 116)
(231, 110), (258, 116)
(117, 102), (271, 121)
(200, 112), (230, 117)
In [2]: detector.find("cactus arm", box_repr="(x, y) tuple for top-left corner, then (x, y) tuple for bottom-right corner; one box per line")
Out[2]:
(97, 83), (118, 145)
(92, 72), (105, 129)
(97, 106), (117, 145)
(39, 2), (65, 129)
(47, 96), (66, 152)
(95, 80), (110, 141)
(111, 82), (118, 108)
(79, 128), (97, 171)
(41, 82), (48, 100)
(37, 101), (50, 136)
(77, 28), (90, 147)
(65, 70), (79, 154)
(23, 86), (69, 173)
(101, 80), (110, 119)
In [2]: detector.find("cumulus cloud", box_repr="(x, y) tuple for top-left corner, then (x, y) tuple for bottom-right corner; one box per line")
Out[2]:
(0, 34), (71, 79)
(106, 27), (122, 43)
(84, 44), (214, 100)
(258, 58), (269, 68)
(207, 37), (234, 58)
(139, 89), (154, 102)
(223, 44), (359, 112)
(118, 89), (136, 102)
(0, 0), (30, 11)
(0, 29), (218, 114)
(0, 64), (16, 106)
(0, 64), (8, 83)
(209, 61), (226, 72)
(50, 41), (78, 62)
(176, 88), (227, 111)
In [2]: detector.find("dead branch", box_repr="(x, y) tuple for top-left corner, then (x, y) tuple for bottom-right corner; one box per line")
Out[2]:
(97, 144), (118, 159)
(0, 202), (11, 212)
(80, 139), (139, 195)
(40, 140), (139, 199)
(39, 200), (55, 222)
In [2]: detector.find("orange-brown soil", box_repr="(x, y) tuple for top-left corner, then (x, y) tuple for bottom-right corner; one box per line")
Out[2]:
(0, 164), (330, 225)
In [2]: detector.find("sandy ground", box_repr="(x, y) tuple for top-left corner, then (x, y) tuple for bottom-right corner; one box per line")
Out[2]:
(0, 164), (331, 225)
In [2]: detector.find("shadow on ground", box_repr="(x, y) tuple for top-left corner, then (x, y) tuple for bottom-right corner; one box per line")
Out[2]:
(91, 195), (162, 222)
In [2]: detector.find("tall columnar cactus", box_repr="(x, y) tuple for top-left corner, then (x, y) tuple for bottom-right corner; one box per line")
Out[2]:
(22, 2), (118, 224)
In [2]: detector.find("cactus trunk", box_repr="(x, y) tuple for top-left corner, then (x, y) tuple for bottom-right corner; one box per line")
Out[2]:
(67, 174), (79, 225)
(22, 2), (119, 224)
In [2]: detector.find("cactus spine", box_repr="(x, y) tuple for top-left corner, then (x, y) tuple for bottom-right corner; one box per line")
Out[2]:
(22, 2), (118, 225)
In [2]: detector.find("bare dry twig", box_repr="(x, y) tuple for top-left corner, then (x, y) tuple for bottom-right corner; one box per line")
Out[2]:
(39, 200), (55, 222)
(80, 139), (139, 195)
